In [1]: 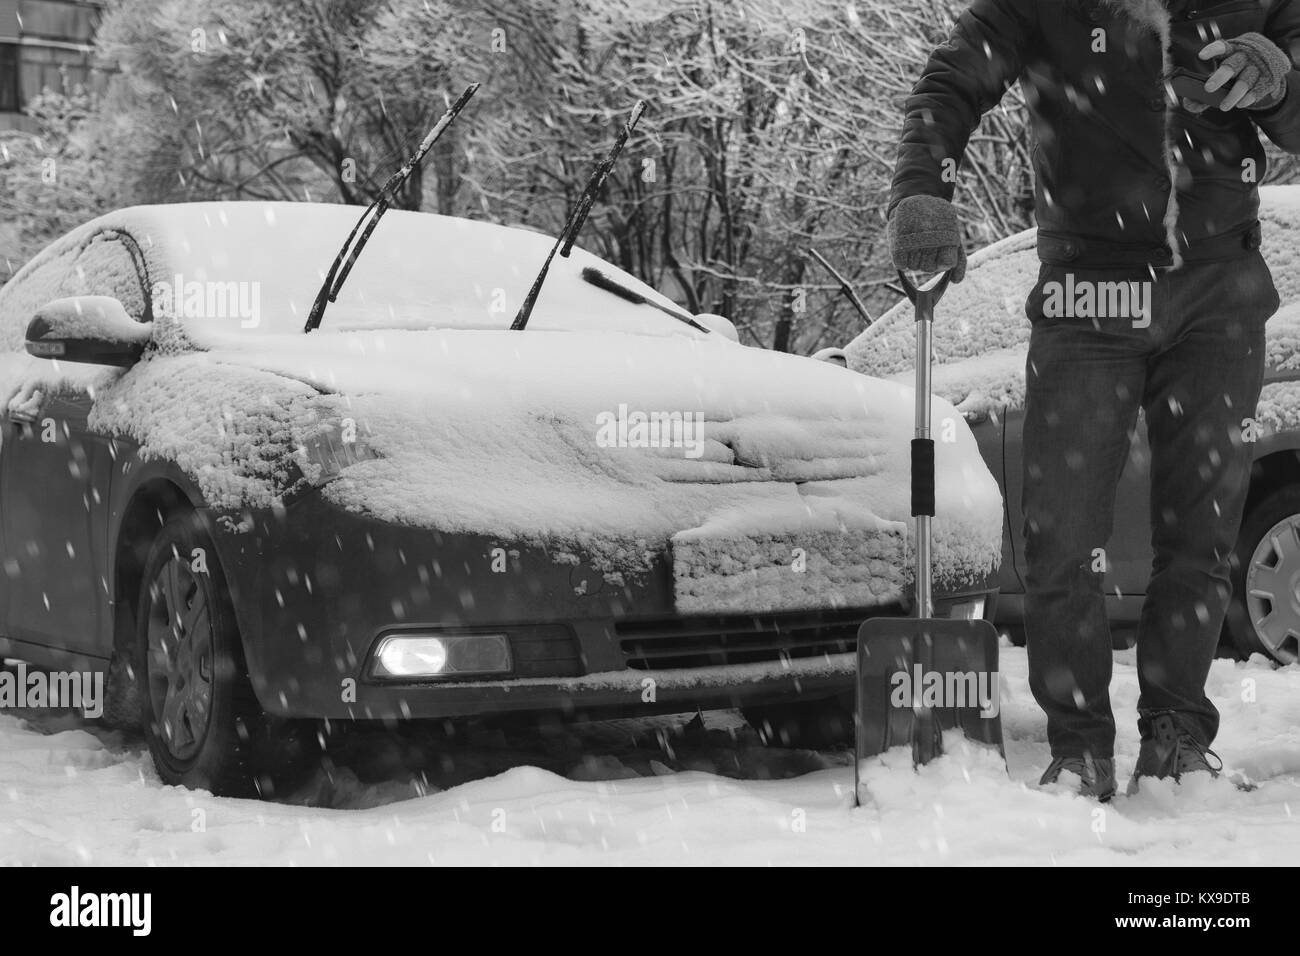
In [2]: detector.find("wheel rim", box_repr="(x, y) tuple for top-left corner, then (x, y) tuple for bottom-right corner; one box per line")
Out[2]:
(145, 548), (215, 761)
(1244, 514), (1300, 664)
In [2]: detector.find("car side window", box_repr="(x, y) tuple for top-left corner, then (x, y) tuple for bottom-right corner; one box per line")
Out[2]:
(73, 230), (152, 321)
(0, 230), (150, 353)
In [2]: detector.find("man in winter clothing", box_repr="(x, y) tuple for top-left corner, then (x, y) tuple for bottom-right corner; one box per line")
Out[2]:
(888, 0), (1300, 799)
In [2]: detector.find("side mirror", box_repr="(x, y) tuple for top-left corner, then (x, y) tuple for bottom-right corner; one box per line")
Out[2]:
(26, 296), (153, 367)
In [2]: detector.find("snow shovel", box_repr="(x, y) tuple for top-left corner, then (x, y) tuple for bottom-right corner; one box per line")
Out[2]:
(854, 269), (1004, 798)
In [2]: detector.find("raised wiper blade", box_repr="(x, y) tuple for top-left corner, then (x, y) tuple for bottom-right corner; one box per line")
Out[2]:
(808, 247), (874, 328)
(304, 82), (480, 333)
(511, 101), (646, 332)
(580, 266), (709, 333)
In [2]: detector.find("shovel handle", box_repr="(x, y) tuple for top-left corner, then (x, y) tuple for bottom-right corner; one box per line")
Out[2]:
(899, 270), (950, 620)
(896, 269), (952, 320)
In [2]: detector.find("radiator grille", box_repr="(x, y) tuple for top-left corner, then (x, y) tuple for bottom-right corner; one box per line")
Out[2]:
(614, 607), (905, 670)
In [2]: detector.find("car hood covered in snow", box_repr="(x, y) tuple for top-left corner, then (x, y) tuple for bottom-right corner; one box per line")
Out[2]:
(78, 325), (1002, 613)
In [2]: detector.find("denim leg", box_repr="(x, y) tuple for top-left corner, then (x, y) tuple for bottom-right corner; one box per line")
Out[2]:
(1022, 310), (1147, 760)
(1137, 258), (1271, 746)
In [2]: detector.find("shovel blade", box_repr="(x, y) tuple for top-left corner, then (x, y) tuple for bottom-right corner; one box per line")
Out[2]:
(855, 616), (1004, 770)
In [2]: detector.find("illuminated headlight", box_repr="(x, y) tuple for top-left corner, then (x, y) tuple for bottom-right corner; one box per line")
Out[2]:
(370, 633), (513, 680)
(946, 597), (987, 620)
(296, 419), (379, 486)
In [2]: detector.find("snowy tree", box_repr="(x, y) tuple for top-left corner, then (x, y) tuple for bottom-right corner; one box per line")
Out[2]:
(32, 0), (1044, 352)
(438, 0), (1036, 352)
(0, 89), (120, 279)
(93, 0), (474, 210)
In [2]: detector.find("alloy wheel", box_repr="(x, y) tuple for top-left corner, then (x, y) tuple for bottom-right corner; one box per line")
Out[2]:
(144, 549), (215, 761)
(1243, 513), (1300, 664)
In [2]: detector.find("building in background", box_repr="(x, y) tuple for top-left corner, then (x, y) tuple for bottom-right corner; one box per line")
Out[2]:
(0, 0), (104, 132)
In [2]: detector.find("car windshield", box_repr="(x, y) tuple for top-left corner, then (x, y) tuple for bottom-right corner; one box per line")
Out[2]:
(140, 201), (699, 342)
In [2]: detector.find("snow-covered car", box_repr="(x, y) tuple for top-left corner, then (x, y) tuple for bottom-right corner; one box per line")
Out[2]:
(0, 202), (1001, 795)
(845, 184), (1300, 667)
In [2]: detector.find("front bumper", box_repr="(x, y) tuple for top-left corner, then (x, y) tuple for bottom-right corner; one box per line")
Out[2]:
(211, 493), (997, 720)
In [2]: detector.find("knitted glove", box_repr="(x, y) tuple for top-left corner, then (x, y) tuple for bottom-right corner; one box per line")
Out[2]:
(1199, 33), (1293, 111)
(887, 195), (967, 283)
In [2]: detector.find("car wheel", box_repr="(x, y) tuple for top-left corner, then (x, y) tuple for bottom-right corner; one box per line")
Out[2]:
(743, 694), (854, 750)
(135, 513), (266, 796)
(1226, 485), (1300, 665)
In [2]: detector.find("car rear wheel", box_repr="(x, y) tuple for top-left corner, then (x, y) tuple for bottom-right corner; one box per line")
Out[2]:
(135, 513), (267, 796)
(743, 693), (854, 750)
(1227, 486), (1300, 665)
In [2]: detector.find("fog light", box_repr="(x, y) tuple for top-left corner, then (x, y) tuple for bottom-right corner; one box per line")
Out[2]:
(947, 597), (986, 620)
(370, 633), (512, 679)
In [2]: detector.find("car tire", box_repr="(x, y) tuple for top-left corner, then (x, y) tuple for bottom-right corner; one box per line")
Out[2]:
(134, 513), (271, 796)
(743, 693), (854, 750)
(1226, 485), (1300, 665)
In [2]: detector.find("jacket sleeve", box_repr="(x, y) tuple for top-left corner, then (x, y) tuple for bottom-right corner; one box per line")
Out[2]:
(1253, 0), (1300, 151)
(889, 0), (1036, 214)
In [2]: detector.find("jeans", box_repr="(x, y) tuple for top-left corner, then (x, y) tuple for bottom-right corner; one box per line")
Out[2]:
(1021, 252), (1277, 759)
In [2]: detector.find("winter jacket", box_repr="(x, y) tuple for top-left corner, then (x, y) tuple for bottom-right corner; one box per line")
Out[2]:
(890, 0), (1300, 269)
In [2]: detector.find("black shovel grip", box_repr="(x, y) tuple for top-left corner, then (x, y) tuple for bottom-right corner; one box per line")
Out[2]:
(911, 438), (935, 517)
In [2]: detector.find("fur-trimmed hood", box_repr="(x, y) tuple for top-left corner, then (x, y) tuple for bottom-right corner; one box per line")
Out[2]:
(1100, 0), (1173, 37)
(1103, 0), (1180, 265)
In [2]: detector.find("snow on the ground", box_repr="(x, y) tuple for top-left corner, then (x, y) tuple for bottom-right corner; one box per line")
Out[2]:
(2, 646), (1297, 865)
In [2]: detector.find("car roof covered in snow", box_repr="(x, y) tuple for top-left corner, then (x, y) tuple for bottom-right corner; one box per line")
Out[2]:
(1, 201), (704, 345)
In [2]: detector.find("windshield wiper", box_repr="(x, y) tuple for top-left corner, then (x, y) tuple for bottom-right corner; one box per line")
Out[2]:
(808, 247), (874, 328)
(304, 83), (480, 334)
(579, 266), (710, 333)
(510, 101), (646, 331)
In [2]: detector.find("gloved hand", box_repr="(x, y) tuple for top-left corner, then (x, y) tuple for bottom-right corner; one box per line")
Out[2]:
(1190, 33), (1293, 113)
(888, 195), (967, 283)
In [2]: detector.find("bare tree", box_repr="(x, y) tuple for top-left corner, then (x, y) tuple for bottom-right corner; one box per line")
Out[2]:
(93, 0), (472, 210)
(0, 90), (120, 277)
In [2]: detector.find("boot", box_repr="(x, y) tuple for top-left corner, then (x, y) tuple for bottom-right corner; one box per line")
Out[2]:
(1128, 711), (1222, 794)
(1039, 754), (1117, 801)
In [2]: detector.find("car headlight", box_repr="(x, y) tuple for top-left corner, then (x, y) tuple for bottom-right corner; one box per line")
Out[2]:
(295, 417), (379, 486)
(370, 633), (513, 680)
